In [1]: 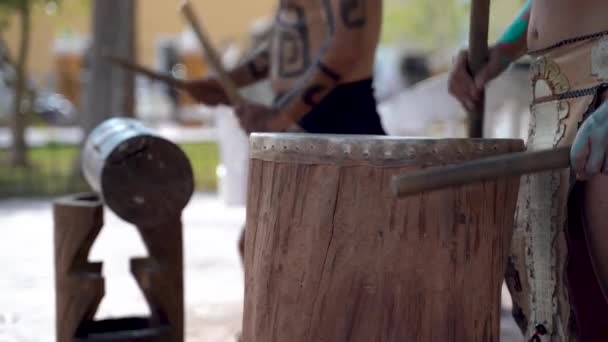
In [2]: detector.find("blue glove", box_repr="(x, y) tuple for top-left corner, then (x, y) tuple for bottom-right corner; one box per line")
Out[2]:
(571, 102), (608, 179)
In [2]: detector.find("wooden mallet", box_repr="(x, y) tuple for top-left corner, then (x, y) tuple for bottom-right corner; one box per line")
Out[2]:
(391, 146), (571, 197)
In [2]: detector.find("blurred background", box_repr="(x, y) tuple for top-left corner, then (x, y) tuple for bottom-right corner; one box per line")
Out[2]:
(0, 0), (528, 341)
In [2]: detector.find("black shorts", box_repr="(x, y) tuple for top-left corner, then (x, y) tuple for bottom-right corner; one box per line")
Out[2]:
(295, 79), (386, 135)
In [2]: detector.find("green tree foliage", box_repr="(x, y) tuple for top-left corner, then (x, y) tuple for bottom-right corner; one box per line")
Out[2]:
(0, 0), (58, 25)
(381, 0), (469, 48)
(0, 0), (89, 35)
(44, 0), (90, 33)
(0, 0), (60, 166)
(381, 0), (527, 49)
(0, 0), (24, 32)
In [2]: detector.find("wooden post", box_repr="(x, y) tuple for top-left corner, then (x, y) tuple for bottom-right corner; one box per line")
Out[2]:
(54, 193), (185, 341)
(54, 194), (105, 342)
(82, 0), (136, 135)
(131, 215), (184, 342)
(242, 134), (524, 341)
(467, 0), (490, 138)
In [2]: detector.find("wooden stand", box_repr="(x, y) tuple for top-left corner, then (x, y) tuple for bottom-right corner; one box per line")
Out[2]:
(54, 194), (105, 342)
(54, 193), (184, 341)
(54, 118), (193, 341)
(242, 133), (524, 342)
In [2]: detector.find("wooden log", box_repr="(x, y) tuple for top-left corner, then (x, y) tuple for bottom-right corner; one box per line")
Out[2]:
(242, 133), (524, 342)
(129, 214), (184, 342)
(392, 145), (570, 197)
(81, 117), (194, 227)
(54, 193), (184, 341)
(54, 193), (105, 342)
(467, 0), (490, 138)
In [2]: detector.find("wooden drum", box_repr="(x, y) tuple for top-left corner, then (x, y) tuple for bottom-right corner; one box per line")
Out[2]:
(82, 118), (194, 227)
(242, 133), (524, 342)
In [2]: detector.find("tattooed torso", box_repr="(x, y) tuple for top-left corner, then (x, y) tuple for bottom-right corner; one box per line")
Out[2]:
(269, 0), (381, 96)
(528, 0), (608, 53)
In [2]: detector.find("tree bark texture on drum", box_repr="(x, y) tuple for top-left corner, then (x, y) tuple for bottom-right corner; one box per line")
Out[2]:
(242, 134), (524, 342)
(54, 193), (184, 341)
(81, 117), (194, 227)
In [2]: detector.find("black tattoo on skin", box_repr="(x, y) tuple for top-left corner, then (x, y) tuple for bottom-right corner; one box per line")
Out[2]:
(247, 50), (270, 79)
(302, 62), (341, 106)
(277, 4), (310, 77)
(317, 62), (340, 81)
(274, 91), (287, 106)
(340, 0), (366, 28)
(321, 0), (335, 35)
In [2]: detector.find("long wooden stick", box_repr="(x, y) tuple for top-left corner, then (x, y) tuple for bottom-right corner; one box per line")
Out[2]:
(467, 0), (490, 138)
(179, 1), (242, 105)
(179, 1), (304, 132)
(391, 146), (570, 197)
(102, 53), (186, 88)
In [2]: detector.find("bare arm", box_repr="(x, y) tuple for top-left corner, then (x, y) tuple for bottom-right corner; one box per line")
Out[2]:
(181, 36), (271, 105)
(448, 0), (532, 112)
(227, 39), (271, 88)
(184, 37), (271, 92)
(494, 0), (532, 62)
(273, 0), (375, 125)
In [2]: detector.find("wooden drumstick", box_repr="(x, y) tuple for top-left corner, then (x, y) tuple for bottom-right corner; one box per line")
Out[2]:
(467, 0), (490, 138)
(179, 1), (305, 132)
(391, 146), (571, 197)
(179, 1), (242, 105)
(102, 52), (186, 88)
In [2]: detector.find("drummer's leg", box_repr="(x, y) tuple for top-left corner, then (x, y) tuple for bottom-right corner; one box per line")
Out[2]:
(566, 183), (608, 340)
(568, 89), (608, 339)
(582, 176), (608, 297)
(580, 89), (608, 297)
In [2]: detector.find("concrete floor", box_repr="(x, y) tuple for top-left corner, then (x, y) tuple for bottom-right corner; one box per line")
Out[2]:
(0, 193), (522, 341)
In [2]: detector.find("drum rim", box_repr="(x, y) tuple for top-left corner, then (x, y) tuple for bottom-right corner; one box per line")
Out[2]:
(249, 133), (525, 166)
(250, 132), (523, 142)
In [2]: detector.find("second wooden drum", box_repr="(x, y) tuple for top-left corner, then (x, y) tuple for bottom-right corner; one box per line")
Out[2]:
(242, 133), (524, 342)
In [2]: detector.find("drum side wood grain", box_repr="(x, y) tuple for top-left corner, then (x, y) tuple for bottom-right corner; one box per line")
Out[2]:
(242, 135), (524, 341)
